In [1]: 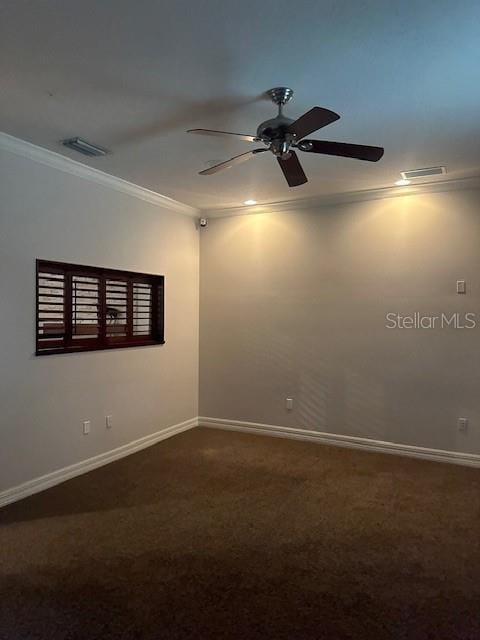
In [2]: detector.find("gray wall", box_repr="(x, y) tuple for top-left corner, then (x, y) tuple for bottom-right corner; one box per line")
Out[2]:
(0, 148), (199, 491)
(3, 138), (480, 495)
(200, 190), (480, 454)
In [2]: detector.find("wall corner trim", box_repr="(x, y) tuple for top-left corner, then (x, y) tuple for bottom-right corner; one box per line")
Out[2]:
(0, 132), (199, 217)
(199, 417), (480, 468)
(0, 417), (199, 508)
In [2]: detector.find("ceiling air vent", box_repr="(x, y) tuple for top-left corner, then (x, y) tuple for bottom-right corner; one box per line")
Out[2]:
(400, 166), (446, 180)
(62, 137), (109, 157)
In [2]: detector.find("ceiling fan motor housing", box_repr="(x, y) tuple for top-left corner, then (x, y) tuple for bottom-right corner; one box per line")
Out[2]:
(257, 115), (296, 156)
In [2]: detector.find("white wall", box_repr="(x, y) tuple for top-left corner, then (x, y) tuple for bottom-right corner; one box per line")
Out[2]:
(0, 144), (199, 491)
(200, 189), (480, 455)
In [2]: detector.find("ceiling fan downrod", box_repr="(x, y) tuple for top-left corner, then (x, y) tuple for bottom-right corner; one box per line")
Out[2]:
(267, 87), (294, 116)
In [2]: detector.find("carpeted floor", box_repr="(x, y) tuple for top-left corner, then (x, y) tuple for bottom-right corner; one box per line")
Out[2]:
(1, 427), (480, 639)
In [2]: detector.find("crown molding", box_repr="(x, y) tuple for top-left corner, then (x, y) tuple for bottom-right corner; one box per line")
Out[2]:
(0, 132), (199, 217)
(4, 132), (478, 218)
(202, 176), (480, 218)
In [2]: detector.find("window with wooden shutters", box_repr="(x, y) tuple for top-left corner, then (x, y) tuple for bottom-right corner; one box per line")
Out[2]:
(36, 260), (164, 355)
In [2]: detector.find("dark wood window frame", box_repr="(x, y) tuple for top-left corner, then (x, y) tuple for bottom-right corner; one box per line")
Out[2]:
(36, 259), (165, 356)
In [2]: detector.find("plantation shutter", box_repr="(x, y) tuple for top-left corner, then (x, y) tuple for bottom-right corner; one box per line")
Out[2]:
(36, 260), (164, 355)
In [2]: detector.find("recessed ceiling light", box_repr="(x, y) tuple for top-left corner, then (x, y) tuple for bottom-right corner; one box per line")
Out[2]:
(394, 179), (411, 186)
(244, 199), (257, 205)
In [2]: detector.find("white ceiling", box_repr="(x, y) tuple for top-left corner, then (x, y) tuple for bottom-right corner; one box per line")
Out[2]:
(1, 0), (480, 210)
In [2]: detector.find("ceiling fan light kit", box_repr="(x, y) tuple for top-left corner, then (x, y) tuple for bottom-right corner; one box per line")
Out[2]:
(187, 87), (384, 187)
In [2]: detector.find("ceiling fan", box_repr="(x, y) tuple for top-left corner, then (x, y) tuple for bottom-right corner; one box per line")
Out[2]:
(187, 87), (384, 187)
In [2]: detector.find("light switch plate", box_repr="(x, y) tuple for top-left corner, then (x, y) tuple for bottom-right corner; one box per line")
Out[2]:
(457, 280), (466, 294)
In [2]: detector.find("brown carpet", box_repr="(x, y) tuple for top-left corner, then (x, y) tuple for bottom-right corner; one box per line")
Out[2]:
(1, 427), (480, 639)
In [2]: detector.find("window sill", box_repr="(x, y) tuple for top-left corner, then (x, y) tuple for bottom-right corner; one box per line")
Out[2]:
(36, 339), (166, 356)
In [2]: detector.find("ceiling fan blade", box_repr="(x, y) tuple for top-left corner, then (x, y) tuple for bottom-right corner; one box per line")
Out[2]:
(187, 128), (259, 142)
(199, 149), (267, 175)
(277, 151), (308, 187)
(288, 107), (340, 140)
(299, 139), (384, 162)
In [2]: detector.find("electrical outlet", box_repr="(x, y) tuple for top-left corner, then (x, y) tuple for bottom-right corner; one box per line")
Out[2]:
(83, 420), (91, 435)
(106, 415), (113, 429)
(286, 398), (294, 411)
(458, 417), (468, 433)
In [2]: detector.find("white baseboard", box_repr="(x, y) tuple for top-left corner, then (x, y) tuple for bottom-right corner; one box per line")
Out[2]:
(4, 415), (478, 509)
(0, 417), (198, 508)
(199, 417), (480, 468)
